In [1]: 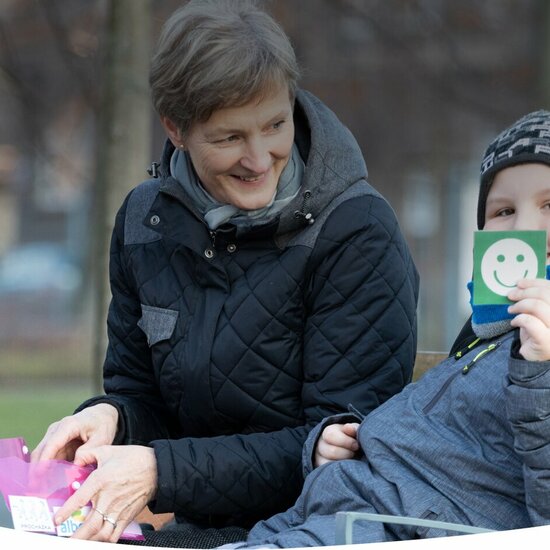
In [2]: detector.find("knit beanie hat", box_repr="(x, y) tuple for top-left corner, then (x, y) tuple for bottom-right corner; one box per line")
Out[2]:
(477, 110), (550, 229)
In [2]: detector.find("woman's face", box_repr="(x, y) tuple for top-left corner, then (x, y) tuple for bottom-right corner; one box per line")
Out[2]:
(484, 163), (550, 263)
(171, 86), (295, 211)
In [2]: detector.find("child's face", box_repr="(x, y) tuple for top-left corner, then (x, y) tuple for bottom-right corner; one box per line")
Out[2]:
(484, 163), (550, 264)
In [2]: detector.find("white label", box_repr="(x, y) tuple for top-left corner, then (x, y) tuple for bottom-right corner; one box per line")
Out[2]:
(53, 505), (90, 537)
(8, 495), (55, 533)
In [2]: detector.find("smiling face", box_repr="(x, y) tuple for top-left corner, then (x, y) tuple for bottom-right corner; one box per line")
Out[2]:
(484, 163), (550, 264)
(480, 238), (539, 296)
(162, 86), (295, 211)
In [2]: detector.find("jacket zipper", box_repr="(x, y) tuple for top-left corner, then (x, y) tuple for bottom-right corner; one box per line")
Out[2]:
(294, 190), (315, 225)
(422, 341), (501, 414)
(453, 337), (481, 359)
(461, 342), (500, 374)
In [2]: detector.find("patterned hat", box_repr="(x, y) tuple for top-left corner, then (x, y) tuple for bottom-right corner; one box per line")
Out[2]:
(477, 110), (550, 229)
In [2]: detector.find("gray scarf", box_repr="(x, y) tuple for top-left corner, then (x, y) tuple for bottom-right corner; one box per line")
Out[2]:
(171, 144), (304, 230)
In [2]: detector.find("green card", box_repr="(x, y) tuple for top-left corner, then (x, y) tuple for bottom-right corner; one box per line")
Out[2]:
(473, 230), (547, 305)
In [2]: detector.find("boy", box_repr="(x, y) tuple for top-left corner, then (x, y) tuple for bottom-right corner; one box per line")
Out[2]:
(231, 110), (550, 547)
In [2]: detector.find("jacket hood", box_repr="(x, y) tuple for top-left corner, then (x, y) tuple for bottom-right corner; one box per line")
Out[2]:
(155, 89), (369, 237)
(277, 89), (369, 235)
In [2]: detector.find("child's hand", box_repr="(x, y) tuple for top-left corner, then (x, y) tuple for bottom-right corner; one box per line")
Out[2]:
(314, 422), (360, 468)
(508, 278), (550, 361)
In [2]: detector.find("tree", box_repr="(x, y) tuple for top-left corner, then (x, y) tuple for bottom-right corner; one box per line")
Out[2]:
(92, 0), (152, 391)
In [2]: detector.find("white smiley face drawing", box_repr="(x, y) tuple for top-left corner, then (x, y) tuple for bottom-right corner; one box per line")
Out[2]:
(481, 238), (539, 296)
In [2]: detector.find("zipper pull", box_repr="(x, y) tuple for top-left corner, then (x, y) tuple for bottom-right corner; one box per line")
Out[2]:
(294, 190), (315, 225)
(209, 230), (217, 248)
(147, 161), (160, 178)
(454, 337), (481, 360)
(462, 341), (500, 374)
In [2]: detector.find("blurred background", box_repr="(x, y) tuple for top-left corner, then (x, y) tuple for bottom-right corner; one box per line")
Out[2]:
(0, 0), (548, 444)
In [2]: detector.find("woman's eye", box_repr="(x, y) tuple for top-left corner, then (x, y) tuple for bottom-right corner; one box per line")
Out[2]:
(215, 135), (239, 144)
(272, 120), (285, 130)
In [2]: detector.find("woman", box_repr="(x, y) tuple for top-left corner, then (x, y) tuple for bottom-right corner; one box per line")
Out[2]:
(32, 0), (419, 543)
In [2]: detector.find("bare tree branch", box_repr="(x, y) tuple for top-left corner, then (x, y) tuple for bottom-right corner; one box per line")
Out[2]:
(333, 0), (516, 120)
(38, 0), (98, 112)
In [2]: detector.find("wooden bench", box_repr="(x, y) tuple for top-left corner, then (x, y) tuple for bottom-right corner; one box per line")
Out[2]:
(412, 350), (447, 381)
(135, 508), (173, 531)
(135, 350), (447, 531)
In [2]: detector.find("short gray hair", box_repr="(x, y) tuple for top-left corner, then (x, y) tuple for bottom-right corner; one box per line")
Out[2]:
(150, 0), (300, 135)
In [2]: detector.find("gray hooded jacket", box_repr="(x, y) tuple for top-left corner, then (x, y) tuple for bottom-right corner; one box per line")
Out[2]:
(243, 330), (550, 546)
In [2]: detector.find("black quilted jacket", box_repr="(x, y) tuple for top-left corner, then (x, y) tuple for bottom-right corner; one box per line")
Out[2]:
(79, 90), (419, 527)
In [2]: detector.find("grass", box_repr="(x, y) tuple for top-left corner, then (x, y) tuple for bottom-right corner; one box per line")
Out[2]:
(0, 342), (94, 380)
(0, 343), (99, 450)
(0, 384), (95, 451)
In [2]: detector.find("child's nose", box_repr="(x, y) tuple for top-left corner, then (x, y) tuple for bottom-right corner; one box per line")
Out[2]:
(514, 212), (546, 231)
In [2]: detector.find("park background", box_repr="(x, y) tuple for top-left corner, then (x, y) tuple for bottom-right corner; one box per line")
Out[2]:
(0, 0), (548, 446)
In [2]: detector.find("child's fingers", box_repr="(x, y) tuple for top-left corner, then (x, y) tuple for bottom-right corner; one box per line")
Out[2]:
(323, 424), (359, 451)
(316, 439), (356, 462)
(314, 423), (362, 467)
(515, 278), (550, 290)
(509, 279), (550, 303)
(510, 312), (546, 333)
(341, 423), (360, 438)
(510, 313), (550, 361)
(508, 298), (550, 328)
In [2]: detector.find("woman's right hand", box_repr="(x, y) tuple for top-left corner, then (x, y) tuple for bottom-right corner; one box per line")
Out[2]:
(314, 422), (360, 468)
(31, 404), (119, 462)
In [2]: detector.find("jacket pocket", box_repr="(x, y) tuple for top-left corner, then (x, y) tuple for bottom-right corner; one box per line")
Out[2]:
(137, 304), (178, 346)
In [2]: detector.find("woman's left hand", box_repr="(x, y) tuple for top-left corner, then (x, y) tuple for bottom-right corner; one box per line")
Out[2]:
(508, 278), (550, 362)
(53, 444), (158, 542)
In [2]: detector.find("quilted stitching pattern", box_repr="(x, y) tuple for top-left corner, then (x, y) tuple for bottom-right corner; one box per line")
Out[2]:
(81, 91), (420, 527)
(103, 190), (418, 525)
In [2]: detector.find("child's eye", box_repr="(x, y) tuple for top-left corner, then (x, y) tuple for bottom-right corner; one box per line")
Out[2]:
(271, 120), (285, 130)
(495, 207), (514, 217)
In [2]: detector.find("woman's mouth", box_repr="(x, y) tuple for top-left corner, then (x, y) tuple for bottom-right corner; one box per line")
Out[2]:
(234, 174), (265, 183)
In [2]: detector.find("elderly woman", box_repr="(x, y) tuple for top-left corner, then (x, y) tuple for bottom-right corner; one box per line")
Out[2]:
(32, 0), (419, 543)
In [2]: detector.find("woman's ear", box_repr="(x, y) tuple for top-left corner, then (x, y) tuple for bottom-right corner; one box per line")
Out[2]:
(160, 116), (184, 149)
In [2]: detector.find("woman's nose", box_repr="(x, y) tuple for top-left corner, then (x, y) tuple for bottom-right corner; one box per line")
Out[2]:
(240, 139), (271, 173)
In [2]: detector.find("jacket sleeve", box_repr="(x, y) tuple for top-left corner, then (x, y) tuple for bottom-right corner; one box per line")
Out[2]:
(506, 352), (550, 525)
(77, 195), (179, 444)
(150, 193), (419, 522)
